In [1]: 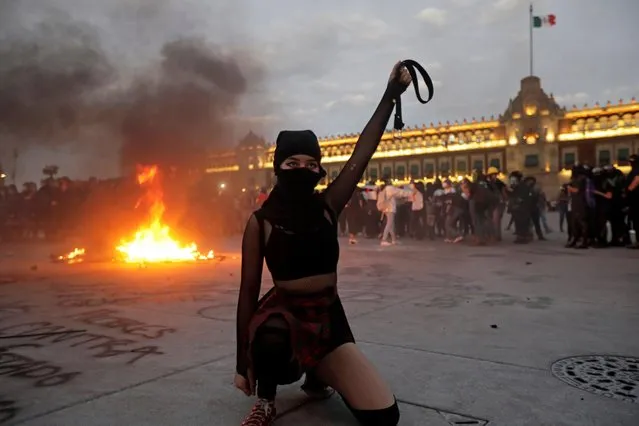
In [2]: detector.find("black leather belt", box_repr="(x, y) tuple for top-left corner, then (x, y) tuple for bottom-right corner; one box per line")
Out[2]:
(393, 60), (435, 132)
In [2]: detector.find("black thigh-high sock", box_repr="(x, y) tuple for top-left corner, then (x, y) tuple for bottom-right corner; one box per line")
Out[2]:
(342, 395), (400, 426)
(251, 326), (292, 400)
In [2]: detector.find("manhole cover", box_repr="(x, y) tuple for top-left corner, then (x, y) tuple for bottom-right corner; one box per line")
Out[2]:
(551, 355), (639, 403)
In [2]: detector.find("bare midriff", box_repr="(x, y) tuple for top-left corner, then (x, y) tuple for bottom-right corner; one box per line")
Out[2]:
(273, 272), (337, 294)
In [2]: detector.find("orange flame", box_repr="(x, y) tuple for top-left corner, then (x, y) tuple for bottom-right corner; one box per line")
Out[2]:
(57, 248), (85, 264)
(115, 165), (214, 263)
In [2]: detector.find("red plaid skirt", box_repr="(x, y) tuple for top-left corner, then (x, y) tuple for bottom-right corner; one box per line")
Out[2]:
(247, 286), (354, 383)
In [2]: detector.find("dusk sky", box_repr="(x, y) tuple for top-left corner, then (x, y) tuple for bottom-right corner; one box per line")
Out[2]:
(1, 0), (637, 184)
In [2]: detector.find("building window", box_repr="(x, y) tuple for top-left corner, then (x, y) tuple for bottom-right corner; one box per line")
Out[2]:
(396, 165), (406, 180)
(473, 160), (484, 171)
(410, 164), (420, 178)
(598, 150), (611, 166)
(489, 158), (501, 170)
(424, 163), (435, 177)
(439, 162), (450, 173)
(564, 152), (576, 168)
(382, 166), (392, 178)
(524, 154), (539, 168)
(617, 147), (630, 163)
(456, 161), (467, 173)
(369, 168), (378, 181)
(331, 170), (338, 179)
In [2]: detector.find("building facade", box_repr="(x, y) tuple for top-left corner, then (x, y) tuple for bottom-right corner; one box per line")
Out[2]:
(206, 76), (639, 193)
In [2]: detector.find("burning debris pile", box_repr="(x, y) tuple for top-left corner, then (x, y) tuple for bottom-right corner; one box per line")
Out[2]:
(3, 4), (264, 264)
(55, 248), (86, 264)
(55, 165), (214, 265)
(115, 165), (214, 263)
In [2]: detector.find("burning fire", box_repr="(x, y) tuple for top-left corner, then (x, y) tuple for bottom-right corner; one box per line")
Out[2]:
(56, 248), (85, 264)
(56, 165), (213, 264)
(115, 165), (214, 263)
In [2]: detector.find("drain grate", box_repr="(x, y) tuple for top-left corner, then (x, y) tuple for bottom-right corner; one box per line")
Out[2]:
(551, 355), (639, 403)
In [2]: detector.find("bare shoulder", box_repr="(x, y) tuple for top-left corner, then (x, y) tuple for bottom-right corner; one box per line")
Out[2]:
(242, 213), (263, 244)
(244, 210), (272, 247)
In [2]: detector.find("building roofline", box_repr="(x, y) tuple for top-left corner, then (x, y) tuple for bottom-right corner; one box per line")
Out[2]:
(564, 99), (638, 119)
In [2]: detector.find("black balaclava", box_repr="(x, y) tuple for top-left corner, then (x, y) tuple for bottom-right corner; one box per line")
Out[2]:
(272, 130), (326, 197)
(260, 130), (327, 231)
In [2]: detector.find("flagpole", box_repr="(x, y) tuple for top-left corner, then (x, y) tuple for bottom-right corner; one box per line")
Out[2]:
(529, 3), (534, 76)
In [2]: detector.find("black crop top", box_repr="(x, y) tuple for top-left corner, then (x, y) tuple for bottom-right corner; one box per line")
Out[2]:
(236, 84), (403, 377)
(256, 208), (339, 282)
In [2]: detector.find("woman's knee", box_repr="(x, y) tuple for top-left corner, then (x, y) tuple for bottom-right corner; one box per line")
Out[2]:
(345, 397), (400, 426)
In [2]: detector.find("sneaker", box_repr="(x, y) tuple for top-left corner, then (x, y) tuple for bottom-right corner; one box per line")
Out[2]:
(381, 241), (392, 246)
(453, 236), (463, 243)
(241, 399), (276, 426)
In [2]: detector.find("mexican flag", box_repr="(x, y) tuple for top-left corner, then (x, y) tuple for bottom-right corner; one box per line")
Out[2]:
(533, 14), (556, 28)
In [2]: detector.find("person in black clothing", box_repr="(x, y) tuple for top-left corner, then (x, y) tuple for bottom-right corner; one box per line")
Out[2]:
(508, 171), (532, 243)
(486, 167), (506, 241)
(234, 63), (412, 426)
(424, 182), (436, 240)
(591, 167), (612, 247)
(524, 177), (546, 241)
(442, 179), (464, 243)
(566, 165), (590, 249)
(468, 173), (495, 244)
(346, 188), (365, 244)
(606, 165), (630, 246)
(625, 154), (639, 249)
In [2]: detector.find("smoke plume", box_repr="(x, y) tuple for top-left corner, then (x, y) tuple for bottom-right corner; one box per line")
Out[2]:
(0, 18), (115, 142)
(0, 1), (266, 179)
(119, 38), (252, 172)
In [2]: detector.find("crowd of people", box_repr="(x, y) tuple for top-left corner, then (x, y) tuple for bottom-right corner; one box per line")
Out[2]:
(1, 154), (637, 250)
(337, 156), (639, 249)
(0, 175), (256, 246)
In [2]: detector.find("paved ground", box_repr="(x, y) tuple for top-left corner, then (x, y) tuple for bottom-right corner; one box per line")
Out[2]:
(1, 226), (638, 425)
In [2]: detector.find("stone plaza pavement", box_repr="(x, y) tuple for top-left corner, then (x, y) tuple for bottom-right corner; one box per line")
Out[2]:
(1, 231), (638, 425)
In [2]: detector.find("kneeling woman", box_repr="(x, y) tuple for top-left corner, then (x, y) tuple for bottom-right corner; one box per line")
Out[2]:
(235, 62), (411, 425)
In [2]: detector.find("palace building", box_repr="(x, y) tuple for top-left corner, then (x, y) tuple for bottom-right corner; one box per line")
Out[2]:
(205, 76), (639, 193)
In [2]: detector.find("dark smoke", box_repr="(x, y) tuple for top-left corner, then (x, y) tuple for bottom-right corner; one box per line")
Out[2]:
(0, 19), (115, 141)
(0, 5), (265, 178)
(119, 38), (251, 172)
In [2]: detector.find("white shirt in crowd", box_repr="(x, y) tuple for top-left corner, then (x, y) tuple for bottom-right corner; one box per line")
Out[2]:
(381, 185), (412, 214)
(411, 191), (423, 211)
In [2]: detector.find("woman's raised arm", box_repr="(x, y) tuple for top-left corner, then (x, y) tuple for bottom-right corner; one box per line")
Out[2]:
(324, 62), (411, 216)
